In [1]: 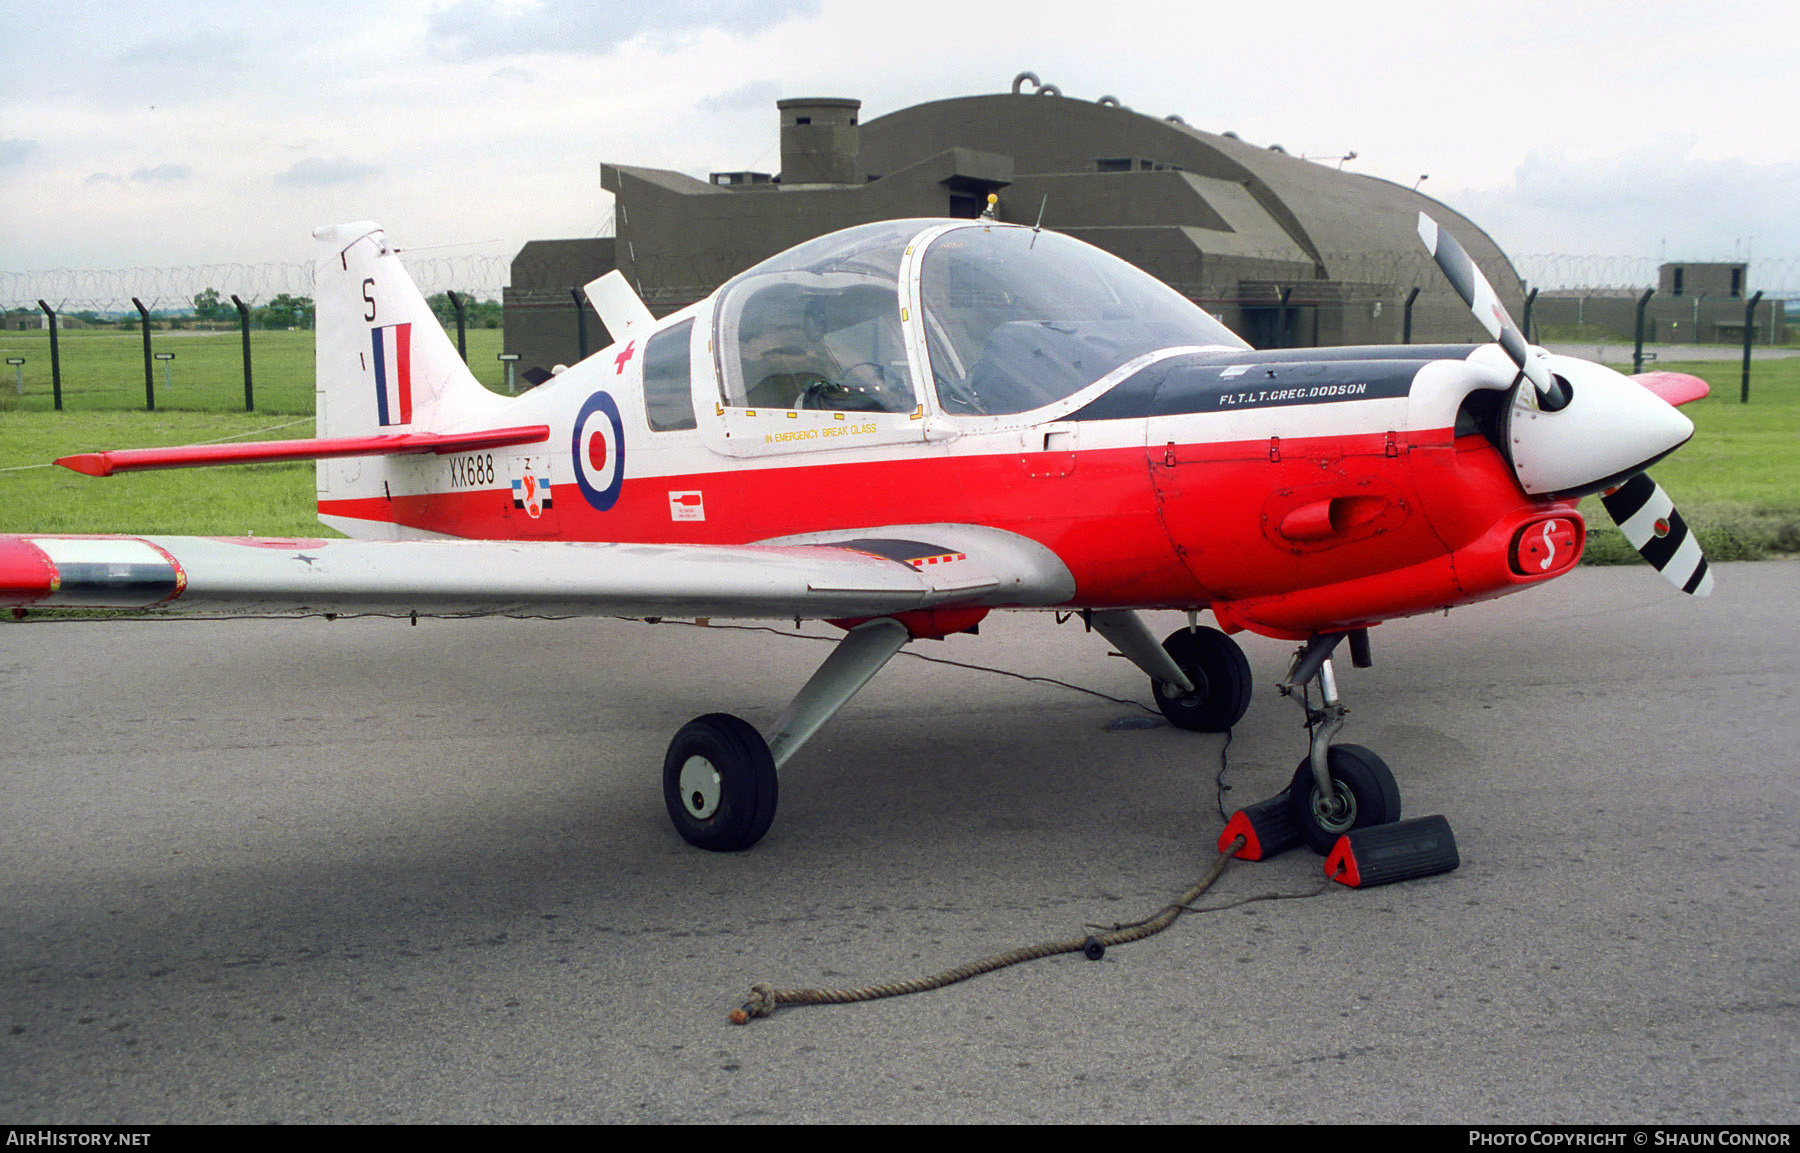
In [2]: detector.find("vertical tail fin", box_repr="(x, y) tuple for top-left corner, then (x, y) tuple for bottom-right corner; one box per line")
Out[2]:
(312, 222), (504, 440)
(312, 222), (508, 537)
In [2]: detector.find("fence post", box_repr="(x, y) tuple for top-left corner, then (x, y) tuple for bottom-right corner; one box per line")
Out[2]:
(231, 295), (254, 412)
(132, 297), (155, 411)
(1741, 291), (1763, 404)
(1522, 287), (1538, 343)
(1632, 289), (1654, 375)
(1402, 287), (1420, 344)
(36, 300), (62, 411)
(447, 290), (469, 362)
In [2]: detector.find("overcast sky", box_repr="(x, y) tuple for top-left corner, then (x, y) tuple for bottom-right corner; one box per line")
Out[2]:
(2, 0), (1795, 290)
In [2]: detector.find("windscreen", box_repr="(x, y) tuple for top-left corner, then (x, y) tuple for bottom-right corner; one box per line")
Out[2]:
(920, 225), (1247, 415)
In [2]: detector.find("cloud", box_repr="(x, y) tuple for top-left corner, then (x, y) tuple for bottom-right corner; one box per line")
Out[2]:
(428, 0), (821, 59)
(0, 139), (39, 167)
(698, 81), (780, 115)
(130, 164), (194, 183)
(97, 29), (255, 107)
(1448, 140), (1800, 267)
(110, 29), (247, 71)
(274, 157), (384, 187)
(77, 164), (195, 186)
(6, 0), (1791, 275)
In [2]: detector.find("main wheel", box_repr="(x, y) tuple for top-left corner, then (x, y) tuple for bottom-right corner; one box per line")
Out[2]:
(1286, 743), (1401, 855)
(1153, 626), (1253, 732)
(663, 713), (779, 852)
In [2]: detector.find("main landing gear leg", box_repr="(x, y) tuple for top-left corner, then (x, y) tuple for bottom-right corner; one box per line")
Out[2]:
(663, 618), (910, 852)
(1279, 629), (1401, 854)
(1092, 610), (1252, 733)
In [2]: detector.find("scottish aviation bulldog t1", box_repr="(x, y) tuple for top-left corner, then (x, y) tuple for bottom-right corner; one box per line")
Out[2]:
(1, 215), (1710, 851)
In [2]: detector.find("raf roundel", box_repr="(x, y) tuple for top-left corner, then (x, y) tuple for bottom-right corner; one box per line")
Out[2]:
(571, 391), (626, 511)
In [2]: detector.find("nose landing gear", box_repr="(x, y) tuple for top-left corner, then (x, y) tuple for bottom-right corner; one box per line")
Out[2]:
(1279, 630), (1401, 854)
(1288, 743), (1401, 855)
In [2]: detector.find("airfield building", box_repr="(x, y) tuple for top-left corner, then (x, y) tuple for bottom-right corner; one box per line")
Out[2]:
(506, 80), (1525, 379)
(1531, 260), (1787, 346)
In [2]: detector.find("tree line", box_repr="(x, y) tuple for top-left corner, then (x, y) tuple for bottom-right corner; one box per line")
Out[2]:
(3, 289), (502, 333)
(190, 288), (501, 331)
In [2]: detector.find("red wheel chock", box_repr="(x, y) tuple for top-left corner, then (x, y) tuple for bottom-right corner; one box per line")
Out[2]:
(1324, 815), (1460, 888)
(1218, 792), (1301, 861)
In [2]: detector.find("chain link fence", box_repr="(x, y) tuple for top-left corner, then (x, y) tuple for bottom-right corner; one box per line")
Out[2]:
(10, 250), (1794, 319)
(3, 248), (1793, 414)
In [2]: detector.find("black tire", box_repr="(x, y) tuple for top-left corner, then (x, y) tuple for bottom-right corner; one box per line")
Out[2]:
(1153, 626), (1252, 732)
(1286, 743), (1402, 855)
(663, 713), (779, 852)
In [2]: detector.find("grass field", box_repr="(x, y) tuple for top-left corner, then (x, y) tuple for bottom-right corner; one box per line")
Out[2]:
(1577, 357), (1800, 562)
(2, 335), (1795, 562)
(0, 326), (512, 414)
(0, 326), (510, 537)
(0, 411), (328, 536)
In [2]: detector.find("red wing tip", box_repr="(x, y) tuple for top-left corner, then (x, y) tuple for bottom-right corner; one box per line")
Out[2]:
(1632, 371), (1711, 407)
(55, 453), (113, 477)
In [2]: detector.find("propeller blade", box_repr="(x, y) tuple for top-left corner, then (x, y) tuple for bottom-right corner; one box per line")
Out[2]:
(1599, 473), (1714, 597)
(1417, 213), (1563, 409)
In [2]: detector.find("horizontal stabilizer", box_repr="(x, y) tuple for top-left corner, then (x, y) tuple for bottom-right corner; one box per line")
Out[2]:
(56, 426), (550, 477)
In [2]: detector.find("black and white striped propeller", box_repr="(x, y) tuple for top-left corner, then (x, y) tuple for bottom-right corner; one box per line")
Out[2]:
(1417, 215), (1567, 412)
(1600, 474), (1714, 596)
(1417, 213), (1712, 597)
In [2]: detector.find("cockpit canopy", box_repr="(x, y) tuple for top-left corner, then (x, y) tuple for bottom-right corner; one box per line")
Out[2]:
(713, 220), (1248, 419)
(714, 220), (919, 415)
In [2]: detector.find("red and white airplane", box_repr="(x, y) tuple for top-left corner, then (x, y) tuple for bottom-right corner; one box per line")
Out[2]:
(0, 215), (1712, 852)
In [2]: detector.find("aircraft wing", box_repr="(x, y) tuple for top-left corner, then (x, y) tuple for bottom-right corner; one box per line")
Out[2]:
(0, 525), (1075, 620)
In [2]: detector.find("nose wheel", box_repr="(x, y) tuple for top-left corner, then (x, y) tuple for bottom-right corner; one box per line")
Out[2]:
(1287, 743), (1401, 854)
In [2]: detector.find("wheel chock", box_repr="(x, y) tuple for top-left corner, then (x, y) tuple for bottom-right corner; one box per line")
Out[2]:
(1218, 791), (1302, 861)
(1324, 815), (1459, 888)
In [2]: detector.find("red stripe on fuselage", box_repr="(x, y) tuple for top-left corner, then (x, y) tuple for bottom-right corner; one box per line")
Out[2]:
(318, 428), (1540, 618)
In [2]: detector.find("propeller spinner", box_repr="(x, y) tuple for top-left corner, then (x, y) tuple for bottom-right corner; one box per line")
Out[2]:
(1417, 213), (1712, 596)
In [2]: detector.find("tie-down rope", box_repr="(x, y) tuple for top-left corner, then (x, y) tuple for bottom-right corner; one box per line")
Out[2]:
(730, 834), (1258, 1025)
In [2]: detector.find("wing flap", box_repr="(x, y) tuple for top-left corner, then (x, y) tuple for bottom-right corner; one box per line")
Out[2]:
(55, 426), (550, 477)
(755, 524), (1077, 606)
